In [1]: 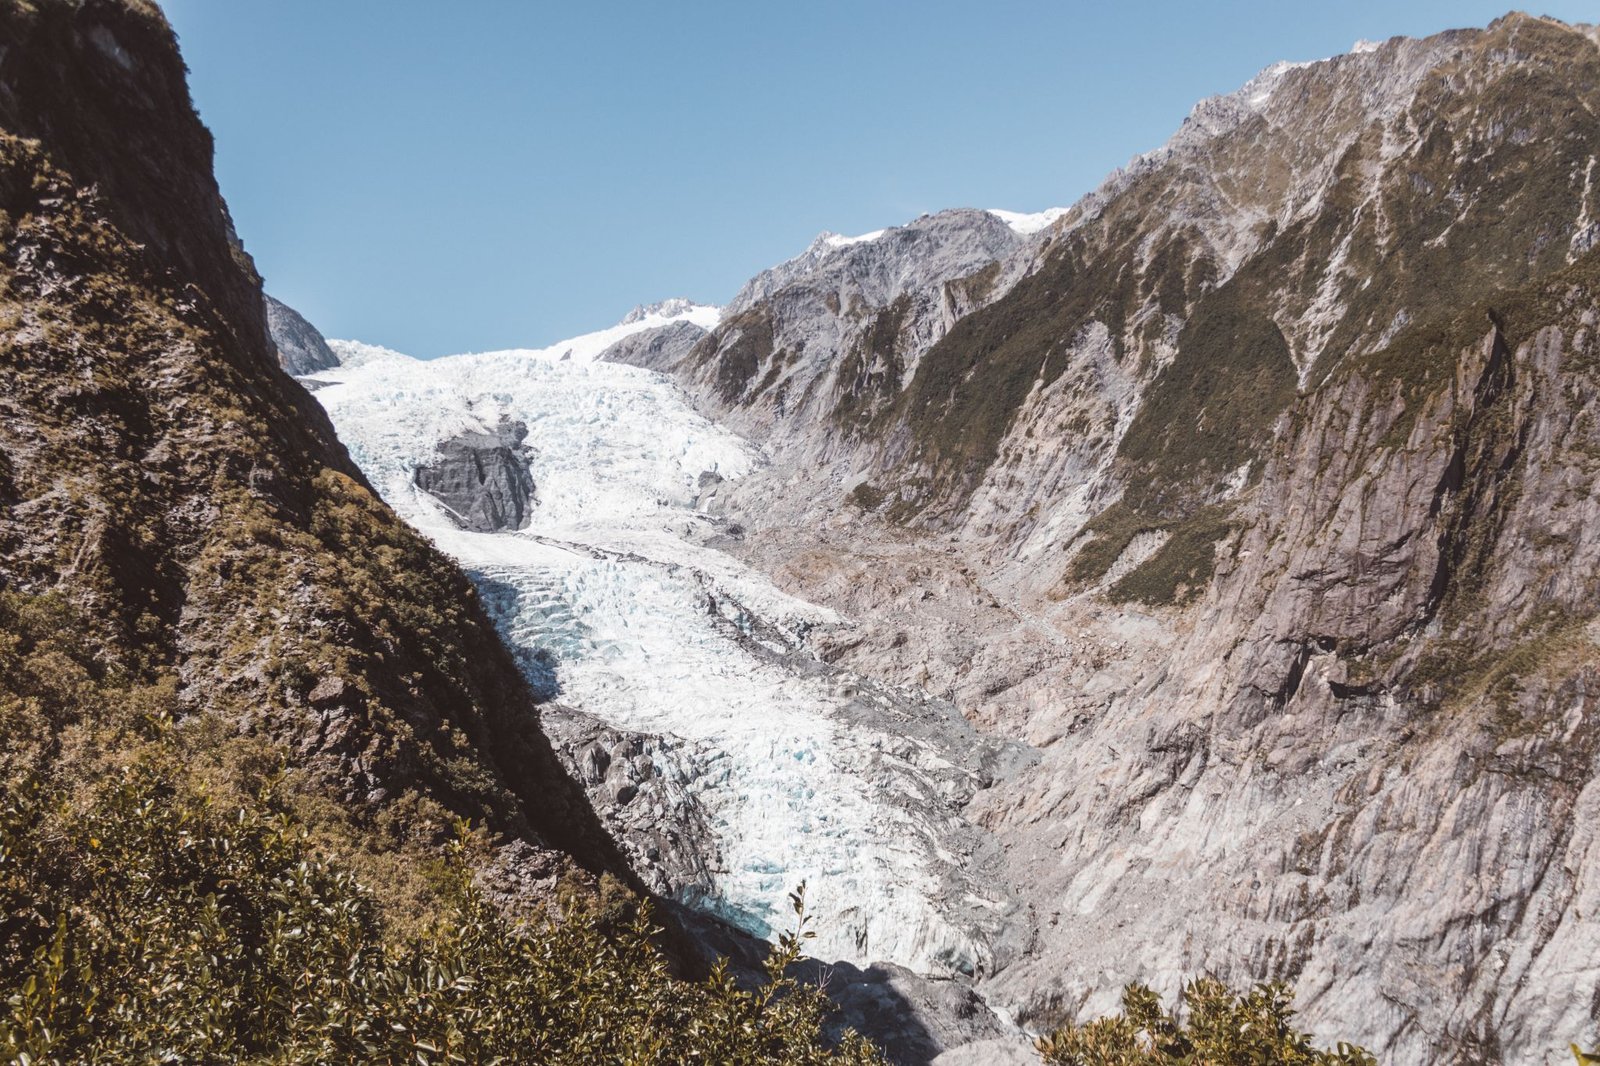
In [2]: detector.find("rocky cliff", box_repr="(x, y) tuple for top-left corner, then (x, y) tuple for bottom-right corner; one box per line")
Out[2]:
(600, 317), (710, 373)
(0, 0), (627, 914)
(655, 13), (1600, 1063)
(265, 292), (339, 374)
(414, 417), (538, 532)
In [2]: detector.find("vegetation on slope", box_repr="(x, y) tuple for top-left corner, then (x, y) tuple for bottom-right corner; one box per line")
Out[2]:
(1036, 980), (1374, 1066)
(0, 586), (882, 1064)
(0, 760), (881, 1065)
(880, 226), (1212, 519)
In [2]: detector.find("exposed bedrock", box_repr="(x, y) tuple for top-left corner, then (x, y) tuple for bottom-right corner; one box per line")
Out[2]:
(649, 15), (1600, 1064)
(414, 418), (537, 531)
(599, 318), (710, 373)
(265, 293), (340, 375)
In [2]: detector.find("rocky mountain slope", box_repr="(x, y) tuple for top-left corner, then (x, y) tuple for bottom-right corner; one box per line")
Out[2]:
(265, 293), (338, 373)
(0, 0), (629, 922)
(635, 13), (1600, 1063)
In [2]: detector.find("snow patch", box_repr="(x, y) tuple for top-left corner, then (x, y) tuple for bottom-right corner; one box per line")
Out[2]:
(987, 207), (1069, 235)
(821, 229), (887, 248)
(1244, 59), (1316, 106)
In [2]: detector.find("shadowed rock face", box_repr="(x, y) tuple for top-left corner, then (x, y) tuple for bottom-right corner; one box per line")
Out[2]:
(265, 294), (338, 374)
(414, 419), (537, 531)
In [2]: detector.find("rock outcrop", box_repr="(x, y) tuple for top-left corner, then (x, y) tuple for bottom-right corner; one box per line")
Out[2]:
(599, 317), (709, 373)
(265, 293), (339, 374)
(414, 418), (537, 531)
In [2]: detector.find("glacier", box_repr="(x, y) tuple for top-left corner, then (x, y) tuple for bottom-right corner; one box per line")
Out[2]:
(306, 305), (1017, 975)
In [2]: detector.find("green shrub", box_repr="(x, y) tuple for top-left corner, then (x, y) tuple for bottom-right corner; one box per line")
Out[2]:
(1036, 979), (1374, 1066)
(0, 765), (883, 1066)
(1106, 508), (1233, 606)
(846, 482), (887, 511)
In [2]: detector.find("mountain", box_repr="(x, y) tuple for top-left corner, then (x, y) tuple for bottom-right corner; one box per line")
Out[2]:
(18, 1), (1600, 1062)
(565, 13), (1600, 1062)
(0, 0), (629, 929)
(675, 208), (1039, 455)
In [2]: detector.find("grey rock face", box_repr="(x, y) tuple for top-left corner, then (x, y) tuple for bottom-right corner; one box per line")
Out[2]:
(795, 960), (1023, 1063)
(677, 208), (1035, 451)
(541, 707), (723, 901)
(414, 418), (536, 532)
(265, 294), (339, 375)
(724, 211), (1021, 318)
(598, 318), (708, 373)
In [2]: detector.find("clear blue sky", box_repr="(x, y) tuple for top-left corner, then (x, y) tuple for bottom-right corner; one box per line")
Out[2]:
(161, 2), (1595, 358)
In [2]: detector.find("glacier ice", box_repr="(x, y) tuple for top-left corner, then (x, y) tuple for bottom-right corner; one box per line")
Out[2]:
(307, 309), (1014, 975)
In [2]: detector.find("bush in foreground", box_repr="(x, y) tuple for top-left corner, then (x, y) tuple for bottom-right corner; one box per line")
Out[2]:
(1036, 979), (1375, 1066)
(0, 765), (882, 1065)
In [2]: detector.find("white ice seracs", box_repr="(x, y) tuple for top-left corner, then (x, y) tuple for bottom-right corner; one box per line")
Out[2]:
(325, 338), (416, 368)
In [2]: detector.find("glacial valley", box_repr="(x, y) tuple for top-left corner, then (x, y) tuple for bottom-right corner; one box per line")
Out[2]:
(285, 13), (1600, 1064)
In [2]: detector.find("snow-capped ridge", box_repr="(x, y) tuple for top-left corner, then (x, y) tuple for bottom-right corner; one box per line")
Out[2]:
(986, 207), (1069, 235)
(821, 228), (887, 249)
(621, 298), (719, 326)
(415, 303), (724, 368)
(324, 302), (722, 374)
